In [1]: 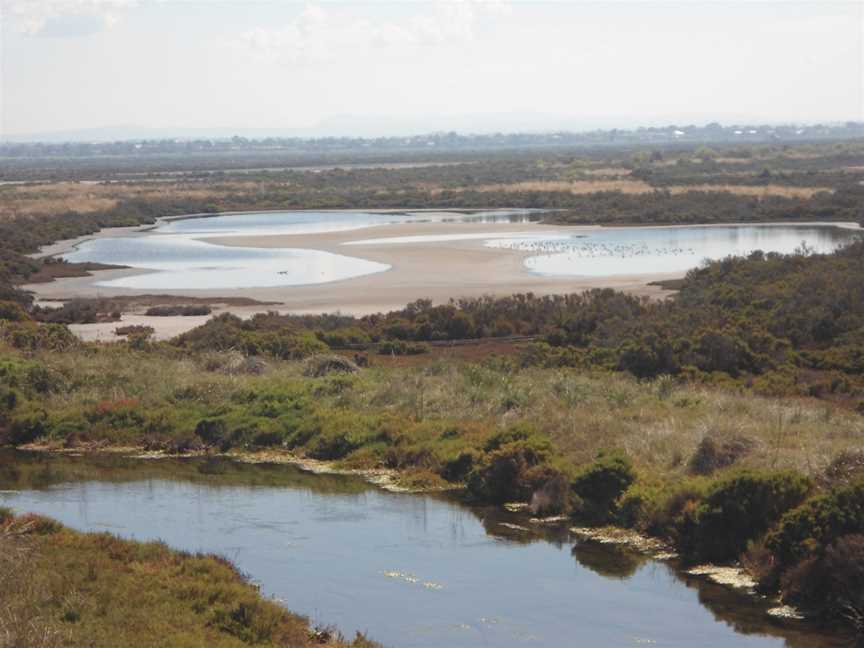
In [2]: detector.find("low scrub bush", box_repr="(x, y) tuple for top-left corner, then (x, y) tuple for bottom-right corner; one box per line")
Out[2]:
(377, 339), (429, 356)
(688, 434), (755, 475)
(483, 422), (549, 453)
(316, 327), (372, 348)
(681, 470), (812, 562)
(195, 418), (228, 447)
(0, 321), (79, 351)
(0, 300), (30, 322)
(529, 467), (573, 515)
(466, 437), (553, 504)
(299, 412), (385, 461)
(4, 407), (48, 446)
(780, 534), (864, 631)
(766, 480), (864, 568)
(571, 451), (635, 523)
(114, 325), (154, 337)
(440, 449), (481, 483)
(145, 305), (212, 317)
(303, 354), (359, 378)
(31, 299), (119, 325)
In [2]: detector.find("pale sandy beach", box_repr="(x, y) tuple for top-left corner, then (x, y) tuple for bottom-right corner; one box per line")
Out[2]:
(22, 214), (861, 340)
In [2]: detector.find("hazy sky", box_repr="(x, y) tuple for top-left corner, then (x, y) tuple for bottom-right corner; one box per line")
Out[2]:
(1, 0), (862, 137)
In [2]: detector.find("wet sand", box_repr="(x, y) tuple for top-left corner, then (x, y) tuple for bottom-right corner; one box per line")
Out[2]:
(22, 216), (860, 340)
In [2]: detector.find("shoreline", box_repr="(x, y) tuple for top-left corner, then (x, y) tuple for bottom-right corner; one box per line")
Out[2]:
(20, 211), (862, 341)
(11, 442), (808, 625)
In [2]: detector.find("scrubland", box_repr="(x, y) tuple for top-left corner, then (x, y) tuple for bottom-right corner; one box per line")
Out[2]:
(0, 508), (379, 648)
(2, 139), (864, 640)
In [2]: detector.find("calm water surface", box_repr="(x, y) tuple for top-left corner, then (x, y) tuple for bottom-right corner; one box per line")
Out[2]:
(0, 452), (841, 648)
(61, 211), (857, 290)
(491, 225), (855, 276)
(61, 209), (535, 289)
(343, 224), (856, 277)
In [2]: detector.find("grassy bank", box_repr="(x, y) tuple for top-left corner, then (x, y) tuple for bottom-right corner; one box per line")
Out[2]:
(0, 508), (378, 648)
(2, 335), (864, 634)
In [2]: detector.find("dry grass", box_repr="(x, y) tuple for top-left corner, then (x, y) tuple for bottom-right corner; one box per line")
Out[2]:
(714, 157), (756, 165)
(0, 181), (260, 220)
(359, 366), (863, 477)
(447, 180), (832, 198)
(581, 167), (633, 177)
(0, 519), (65, 648)
(458, 180), (656, 195)
(32, 347), (864, 480)
(0, 510), (380, 648)
(0, 167), (837, 223)
(666, 184), (832, 199)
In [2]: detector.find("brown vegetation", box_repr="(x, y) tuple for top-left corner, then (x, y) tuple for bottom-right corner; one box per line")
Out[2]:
(0, 509), (379, 648)
(459, 180), (831, 198)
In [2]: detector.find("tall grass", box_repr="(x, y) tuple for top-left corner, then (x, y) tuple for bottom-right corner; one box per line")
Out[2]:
(25, 345), (864, 478)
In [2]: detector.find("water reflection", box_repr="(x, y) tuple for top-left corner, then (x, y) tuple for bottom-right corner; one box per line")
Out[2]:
(63, 236), (391, 290)
(571, 541), (647, 580)
(0, 451), (847, 648)
(490, 225), (859, 276)
(60, 211), (857, 290)
(60, 209), (536, 289)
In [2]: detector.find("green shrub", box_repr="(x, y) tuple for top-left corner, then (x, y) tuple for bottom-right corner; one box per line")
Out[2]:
(483, 421), (549, 453)
(466, 439), (551, 504)
(316, 327), (371, 348)
(638, 479), (712, 539)
(0, 358), (65, 395)
(145, 305), (211, 317)
(303, 354), (359, 378)
(248, 330), (327, 360)
(767, 480), (864, 568)
(0, 322), (78, 352)
(377, 339), (429, 356)
(571, 451), (635, 523)
(617, 480), (670, 531)
(0, 301), (30, 322)
(0, 387), (19, 419)
(440, 449), (481, 482)
(301, 412), (383, 461)
(307, 432), (360, 460)
(5, 408), (47, 446)
(683, 470), (812, 562)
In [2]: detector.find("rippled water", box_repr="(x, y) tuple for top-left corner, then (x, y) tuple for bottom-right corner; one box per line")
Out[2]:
(0, 452), (842, 648)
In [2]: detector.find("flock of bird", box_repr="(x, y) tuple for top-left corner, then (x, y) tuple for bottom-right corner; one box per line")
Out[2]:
(493, 238), (699, 259)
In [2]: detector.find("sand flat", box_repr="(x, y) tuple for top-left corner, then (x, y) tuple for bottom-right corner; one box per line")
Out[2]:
(23, 217), (860, 340)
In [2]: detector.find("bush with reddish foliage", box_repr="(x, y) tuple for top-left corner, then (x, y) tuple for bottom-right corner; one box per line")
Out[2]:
(781, 535), (864, 632)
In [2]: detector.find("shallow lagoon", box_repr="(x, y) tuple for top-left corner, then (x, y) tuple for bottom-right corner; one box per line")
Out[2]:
(0, 452), (844, 648)
(493, 225), (855, 277)
(60, 210), (857, 290)
(63, 236), (391, 290)
(61, 209), (535, 290)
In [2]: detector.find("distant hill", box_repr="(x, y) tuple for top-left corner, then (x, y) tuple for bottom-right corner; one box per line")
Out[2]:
(0, 112), (799, 144)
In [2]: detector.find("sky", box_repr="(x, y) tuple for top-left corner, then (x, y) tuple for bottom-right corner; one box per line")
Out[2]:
(0, 0), (862, 139)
